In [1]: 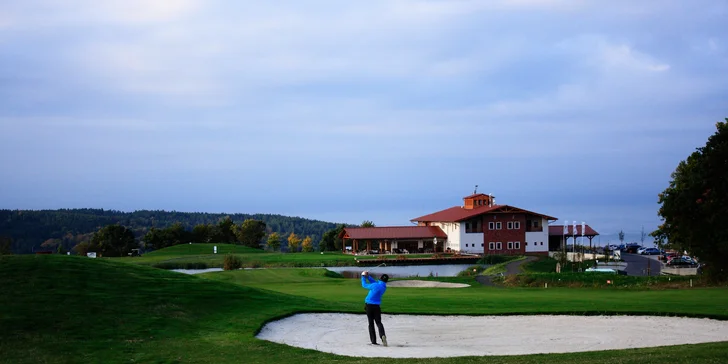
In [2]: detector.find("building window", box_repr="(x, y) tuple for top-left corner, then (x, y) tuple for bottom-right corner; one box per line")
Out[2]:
(540, 242), (543, 246)
(515, 242), (520, 249)
(496, 242), (502, 250)
(488, 242), (495, 250)
(496, 222), (502, 230)
(488, 222), (494, 230)
(525, 242), (528, 246)
(466, 219), (483, 233)
(507, 242), (513, 249)
(533, 220), (539, 228)
(481, 243), (484, 247)
(514, 221), (520, 229)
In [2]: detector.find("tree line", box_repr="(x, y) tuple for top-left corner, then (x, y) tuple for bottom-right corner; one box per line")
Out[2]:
(0, 209), (348, 254)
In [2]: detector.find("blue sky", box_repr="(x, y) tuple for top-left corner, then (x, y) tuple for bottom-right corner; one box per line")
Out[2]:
(1, 0), (726, 244)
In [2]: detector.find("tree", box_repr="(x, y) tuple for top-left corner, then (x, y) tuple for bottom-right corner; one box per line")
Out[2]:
(0, 236), (12, 255)
(167, 222), (190, 246)
(652, 119), (728, 281)
(301, 236), (313, 252)
(143, 227), (167, 251)
(192, 223), (214, 243)
(266, 232), (281, 252)
(287, 233), (301, 253)
(89, 224), (137, 257)
(215, 216), (237, 243)
(320, 224), (345, 252)
(361, 220), (375, 227)
(236, 219), (267, 249)
(618, 230), (625, 245)
(640, 226), (647, 245)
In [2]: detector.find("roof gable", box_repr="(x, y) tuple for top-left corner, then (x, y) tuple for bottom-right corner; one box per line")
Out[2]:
(411, 204), (557, 223)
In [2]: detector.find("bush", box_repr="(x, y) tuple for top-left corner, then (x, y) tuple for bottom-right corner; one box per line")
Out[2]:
(457, 265), (485, 277)
(223, 254), (242, 270)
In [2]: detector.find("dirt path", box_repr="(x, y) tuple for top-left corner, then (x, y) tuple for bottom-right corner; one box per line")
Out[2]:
(475, 256), (539, 286)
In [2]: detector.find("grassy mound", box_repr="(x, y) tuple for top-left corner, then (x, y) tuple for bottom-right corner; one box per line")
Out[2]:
(118, 244), (358, 269)
(0, 255), (355, 364)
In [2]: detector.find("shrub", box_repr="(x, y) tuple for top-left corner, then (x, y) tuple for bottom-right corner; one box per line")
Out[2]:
(223, 254), (242, 270)
(458, 265), (486, 277)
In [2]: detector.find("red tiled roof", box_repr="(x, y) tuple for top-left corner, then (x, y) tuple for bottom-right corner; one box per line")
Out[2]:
(410, 205), (500, 223)
(341, 226), (447, 240)
(411, 204), (557, 223)
(549, 225), (599, 236)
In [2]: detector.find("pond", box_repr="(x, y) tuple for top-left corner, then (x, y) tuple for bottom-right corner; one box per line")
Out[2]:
(326, 264), (483, 278)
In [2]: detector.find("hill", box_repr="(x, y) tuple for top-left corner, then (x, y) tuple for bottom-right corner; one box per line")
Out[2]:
(0, 209), (345, 254)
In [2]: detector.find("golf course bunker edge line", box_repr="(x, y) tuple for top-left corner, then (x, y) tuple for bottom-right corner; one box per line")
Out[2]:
(256, 313), (728, 358)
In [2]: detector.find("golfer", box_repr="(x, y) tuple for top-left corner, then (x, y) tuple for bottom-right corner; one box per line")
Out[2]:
(361, 270), (389, 346)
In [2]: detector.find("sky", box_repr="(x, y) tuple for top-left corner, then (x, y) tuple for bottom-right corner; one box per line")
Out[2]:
(1, 0), (726, 245)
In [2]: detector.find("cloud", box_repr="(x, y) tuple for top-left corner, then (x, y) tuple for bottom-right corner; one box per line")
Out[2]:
(3, 0), (200, 28)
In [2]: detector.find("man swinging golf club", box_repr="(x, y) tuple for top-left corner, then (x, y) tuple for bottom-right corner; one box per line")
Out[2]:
(361, 270), (388, 346)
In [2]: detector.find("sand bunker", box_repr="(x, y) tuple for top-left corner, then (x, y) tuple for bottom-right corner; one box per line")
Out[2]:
(386, 280), (470, 288)
(257, 313), (728, 358)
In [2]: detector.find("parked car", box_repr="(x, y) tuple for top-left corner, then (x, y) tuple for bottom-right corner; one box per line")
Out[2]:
(659, 252), (677, 261)
(637, 247), (648, 254)
(625, 244), (641, 254)
(641, 248), (661, 255)
(666, 257), (698, 267)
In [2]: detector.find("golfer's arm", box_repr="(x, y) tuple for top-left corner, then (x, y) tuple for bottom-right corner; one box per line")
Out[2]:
(361, 277), (375, 289)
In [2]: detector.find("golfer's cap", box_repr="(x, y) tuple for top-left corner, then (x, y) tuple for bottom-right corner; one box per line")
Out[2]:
(380, 274), (389, 282)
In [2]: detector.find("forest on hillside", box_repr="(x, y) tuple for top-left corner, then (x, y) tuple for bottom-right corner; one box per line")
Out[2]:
(0, 209), (348, 254)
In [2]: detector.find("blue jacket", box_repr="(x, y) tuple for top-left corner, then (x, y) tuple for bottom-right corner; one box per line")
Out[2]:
(362, 275), (387, 305)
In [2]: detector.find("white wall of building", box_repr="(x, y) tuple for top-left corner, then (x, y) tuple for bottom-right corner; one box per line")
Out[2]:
(431, 222), (459, 251)
(459, 228), (484, 253)
(526, 217), (549, 253)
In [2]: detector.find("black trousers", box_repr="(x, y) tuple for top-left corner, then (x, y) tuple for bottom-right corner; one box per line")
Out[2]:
(365, 303), (386, 344)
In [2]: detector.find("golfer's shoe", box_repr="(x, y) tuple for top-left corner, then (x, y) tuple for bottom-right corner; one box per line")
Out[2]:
(381, 336), (388, 347)
(370, 342), (379, 346)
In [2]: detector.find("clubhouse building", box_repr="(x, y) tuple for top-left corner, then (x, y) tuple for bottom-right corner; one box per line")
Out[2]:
(340, 193), (598, 256)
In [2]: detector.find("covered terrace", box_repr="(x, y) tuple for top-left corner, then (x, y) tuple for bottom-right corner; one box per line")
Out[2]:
(339, 226), (448, 254)
(548, 224), (600, 252)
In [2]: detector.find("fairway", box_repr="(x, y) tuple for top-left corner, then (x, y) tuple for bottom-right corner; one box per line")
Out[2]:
(2, 255), (728, 364)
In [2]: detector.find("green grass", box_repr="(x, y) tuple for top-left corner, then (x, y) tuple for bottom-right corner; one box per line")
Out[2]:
(2, 254), (728, 364)
(119, 244), (471, 269)
(481, 256), (526, 275)
(115, 243), (360, 268)
(521, 256), (597, 273)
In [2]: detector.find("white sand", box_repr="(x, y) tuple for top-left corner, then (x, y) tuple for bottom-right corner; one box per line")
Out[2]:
(256, 313), (728, 358)
(386, 280), (470, 288)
